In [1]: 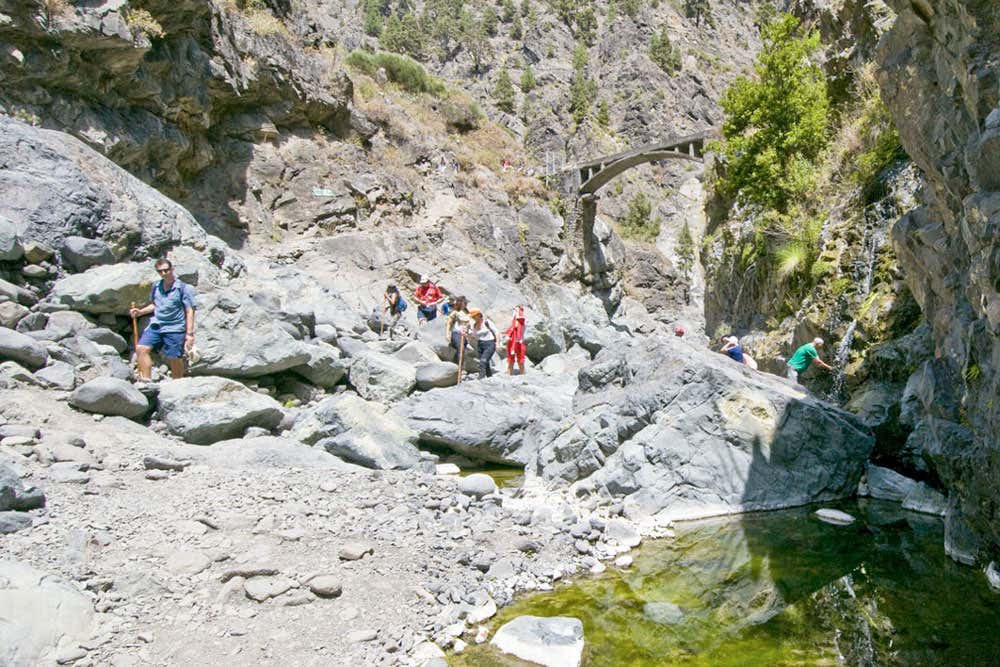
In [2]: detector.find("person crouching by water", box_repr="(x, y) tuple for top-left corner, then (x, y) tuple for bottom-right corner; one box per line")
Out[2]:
(128, 258), (196, 381)
(786, 337), (833, 383)
(468, 309), (500, 378)
(445, 295), (472, 359)
(382, 285), (406, 338)
(504, 306), (527, 375)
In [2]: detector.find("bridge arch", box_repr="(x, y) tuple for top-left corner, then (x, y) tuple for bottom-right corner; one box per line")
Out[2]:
(572, 132), (711, 196)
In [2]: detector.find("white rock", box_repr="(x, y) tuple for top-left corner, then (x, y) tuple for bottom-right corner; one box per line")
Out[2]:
(491, 616), (584, 667)
(813, 508), (856, 525)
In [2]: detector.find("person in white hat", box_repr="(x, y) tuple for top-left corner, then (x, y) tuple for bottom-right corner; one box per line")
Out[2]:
(413, 274), (444, 326)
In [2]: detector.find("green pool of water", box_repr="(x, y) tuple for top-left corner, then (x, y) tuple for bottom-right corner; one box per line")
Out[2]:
(455, 500), (1000, 666)
(459, 465), (524, 488)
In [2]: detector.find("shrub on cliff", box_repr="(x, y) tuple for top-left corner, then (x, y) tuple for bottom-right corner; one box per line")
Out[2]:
(346, 50), (446, 96)
(716, 13), (829, 213)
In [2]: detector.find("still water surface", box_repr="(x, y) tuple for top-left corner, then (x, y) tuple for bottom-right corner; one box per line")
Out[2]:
(456, 500), (1000, 666)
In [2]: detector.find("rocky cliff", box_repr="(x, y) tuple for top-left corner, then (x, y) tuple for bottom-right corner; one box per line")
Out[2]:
(876, 0), (999, 561)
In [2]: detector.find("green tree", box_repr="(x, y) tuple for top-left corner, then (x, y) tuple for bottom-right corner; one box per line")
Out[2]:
(493, 67), (516, 113)
(575, 6), (597, 45)
(465, 18), (493, 73)
(520, 63), (537, 92)
(380, 12), (425, 59)
(606, 1), (618, 23)
(569, 43), (597, 124)
(597, 98), (610, 127)
(675, 221), (695, 277)
(501, 0), (517, 22)
(363, 0), (390, 36)
(685, 0), (711, 26)
(649, 28), (681, 73)
(482, 6), (499, 36)
(520, 0), (531, 17)
(620, 0), (642, 18)
(717, 13), (829, 211)
(511, 13), (523, 39)
(422, 0), (466, 59)
(621, 192), (659, 241)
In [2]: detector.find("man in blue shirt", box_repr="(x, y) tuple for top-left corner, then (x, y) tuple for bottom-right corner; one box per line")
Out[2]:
(128, 258), (196, 380)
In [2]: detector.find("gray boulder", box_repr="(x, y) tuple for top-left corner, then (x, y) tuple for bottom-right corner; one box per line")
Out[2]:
(79, 328), (128, 354)
(61, 236), (115, 272)
(0, 301), (30, 329)
(49, 262), (196, 315)
(157, 376), (284, 445)
(393, 340), (440, 365)
(393, 373), (576, 465)
(0, 560), (96, 666)
(543, 338), (874, 522)
(523, 318), (566, 363)
(0, 464), (45, 511)
(174, 436), (360, 471)
(290, 342), (347, 388)
(349, 351), (417, 403)
(490, 616), (584, 667)
(0, 327), (49, 370)
(0, 361), (40, 388)
(0, 511), (32, 534)
(33, 361), (77, 391)
(70, 377), (149, 419)
(0, 215), (22, 261)
(415, 361), (459, 390)
(189, 291), (312, 378)
(290, 394), (425, 470)
(458, 473), (497, 498)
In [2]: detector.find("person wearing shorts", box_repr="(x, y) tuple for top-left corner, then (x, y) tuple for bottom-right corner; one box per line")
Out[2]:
(129, 258), (196, 381)
(414, 275), (443, 325)
(504, 306), (527, 375)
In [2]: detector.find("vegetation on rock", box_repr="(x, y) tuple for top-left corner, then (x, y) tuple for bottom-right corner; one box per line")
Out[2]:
(649, 27), (681, 74)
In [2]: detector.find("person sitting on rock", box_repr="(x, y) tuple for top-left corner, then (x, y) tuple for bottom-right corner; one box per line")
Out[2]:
(467, 309), (500, 378)
(720, 336), (745, 364)
(382, 285), (406, 339)
(128, 258), (196, 381)
(445, 295), (472, 358)
(786, 337), (833, 383)
(504, 305), (527, 375)
(413, 275), (444, 325)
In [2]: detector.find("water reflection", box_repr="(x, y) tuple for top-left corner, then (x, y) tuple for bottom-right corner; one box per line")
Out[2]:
(456, 501), (1000, 666)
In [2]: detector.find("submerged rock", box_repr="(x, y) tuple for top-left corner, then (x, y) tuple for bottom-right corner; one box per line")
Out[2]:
(814, 508), (856, 525)
(491, 616), (584, 667)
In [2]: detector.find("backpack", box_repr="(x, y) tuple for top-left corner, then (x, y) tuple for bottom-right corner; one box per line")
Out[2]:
(397, 296), (408, 313)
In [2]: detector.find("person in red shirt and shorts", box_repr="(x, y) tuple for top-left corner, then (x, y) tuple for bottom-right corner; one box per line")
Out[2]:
(504, 306), (527, 375)
(414, 275), (444, 325)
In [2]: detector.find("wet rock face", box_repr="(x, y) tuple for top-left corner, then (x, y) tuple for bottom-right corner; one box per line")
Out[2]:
(877, 0), (1000, 556)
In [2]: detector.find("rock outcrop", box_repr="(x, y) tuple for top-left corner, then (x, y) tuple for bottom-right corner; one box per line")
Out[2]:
(877, 0), (1000, 559)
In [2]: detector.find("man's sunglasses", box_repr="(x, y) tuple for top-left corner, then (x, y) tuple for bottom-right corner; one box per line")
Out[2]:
(157, 267), (172, 274)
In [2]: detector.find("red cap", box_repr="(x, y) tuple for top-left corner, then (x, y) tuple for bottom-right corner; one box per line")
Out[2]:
(674, 326), (685, 336)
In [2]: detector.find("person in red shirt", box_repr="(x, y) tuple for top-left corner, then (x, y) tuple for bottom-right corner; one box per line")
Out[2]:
(504, 305), (527, 375)
(413, 275), (444, 325)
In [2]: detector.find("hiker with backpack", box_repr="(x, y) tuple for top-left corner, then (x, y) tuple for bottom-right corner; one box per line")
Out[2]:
(468, 309), (501, 378)
(128, 257), (196, 381)
(382, 284), (407, 339)
(445, 295), (472, 359)
(413, 275), (444, 325)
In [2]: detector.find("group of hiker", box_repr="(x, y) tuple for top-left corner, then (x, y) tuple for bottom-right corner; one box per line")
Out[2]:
(382, 276), (527, 379)
(126, 258), (834, 386)
(717, 334), (834, 380)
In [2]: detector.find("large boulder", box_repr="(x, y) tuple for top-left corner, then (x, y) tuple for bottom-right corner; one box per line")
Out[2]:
(157, 376), (284, 445)
(0, 560), (96, 666)
(174, 436), (359, 471)
(189, 291), (312, 378)
(0, 328), (48, 370)
(349, 351), (417, 403)
(0, 464), (45, 511)
(69, 377), (148, 419)
(0, 215), (23, 261)
(60, 236), (115, 272)
(415, 361), (460, 390)
(0, 301), (30, 329)
(290, 342), (347, 388)
(49, 260), (199, 315)
(540, 338), (874, 522)
(393, 373), (576, 465)
(491, 616), (584, 667)
(290, 394), (425, 470)
(0, 116), (234, 266)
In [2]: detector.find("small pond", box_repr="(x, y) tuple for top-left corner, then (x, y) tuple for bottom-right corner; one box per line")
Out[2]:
(455, 500), (1000, 666)
(459, 465), (524, 489)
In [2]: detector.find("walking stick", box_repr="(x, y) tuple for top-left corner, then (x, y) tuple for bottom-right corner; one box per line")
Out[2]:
(130, 300), (139, 347)
(456, 332), (466, 384)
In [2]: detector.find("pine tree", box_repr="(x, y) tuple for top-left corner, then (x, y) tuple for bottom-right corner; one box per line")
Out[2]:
(501, 0), (517, 22)
(649, 28), (681, 73)
(569, 43), (597, 124)
(520, 0), (531, 17)
(597, 98), (610, 127)
(482, 6), (499, 36)
(511, 13), (523, 39)
(575, 6), (597, 46)
(676, 221), (695, 277)
(493, 67), (516, 113)
(520, 63), (537, 92)
(380, 12), (425, 59)
(363, 0), (390, 36)
(620, 0), (642, 18)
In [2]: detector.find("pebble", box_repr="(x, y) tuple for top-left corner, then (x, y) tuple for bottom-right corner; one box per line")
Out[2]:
(814, 508), (856, 525)
(55, 646), (88, 664)
(615, 555), (633, 568)
(142, 455), (189, 471)
(145, 470), (169, 481)
(308, 575), (343, 598)
(339, 541), (374, 561)
(244, 576), (295, 602)
(346, 628), (378, 643)
(166, 549), (212, 576)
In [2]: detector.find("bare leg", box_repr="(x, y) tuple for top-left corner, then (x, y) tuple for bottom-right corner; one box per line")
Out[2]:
(517, 362), (525, 375)
(167, 358), (185, 379)
(136, 346), (154, 381)
(507, 358), (514, 375)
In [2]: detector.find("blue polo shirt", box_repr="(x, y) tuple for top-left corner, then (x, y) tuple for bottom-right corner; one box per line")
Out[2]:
(149, 279), (196, 333)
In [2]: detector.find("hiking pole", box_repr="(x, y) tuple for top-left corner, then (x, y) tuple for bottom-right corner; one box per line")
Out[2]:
(130, 301), (139, 375)
(456, 332), (466, 384)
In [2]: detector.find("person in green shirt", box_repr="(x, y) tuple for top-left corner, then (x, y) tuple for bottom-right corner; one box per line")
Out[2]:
(786, 338), (833, 383)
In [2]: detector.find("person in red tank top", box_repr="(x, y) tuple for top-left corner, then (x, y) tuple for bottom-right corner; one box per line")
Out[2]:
(504, 306), (527, 375)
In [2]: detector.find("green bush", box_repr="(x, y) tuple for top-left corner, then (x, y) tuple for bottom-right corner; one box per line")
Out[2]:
(493, 67), (516, 113)
(520, 64), (537, 92)
(716, 13), (829, 213)
(649, 28), (681, 74)
(379, 12), (426, 59)
(620, 193), (660, 241)
(346, 50), (446, 96)
(441, 95), (483, 132)
(854, 97), (906, 202)
(569, 43), (597, 124)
